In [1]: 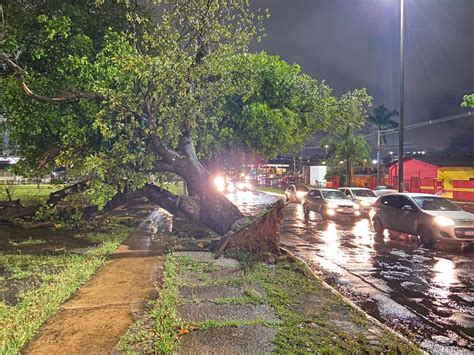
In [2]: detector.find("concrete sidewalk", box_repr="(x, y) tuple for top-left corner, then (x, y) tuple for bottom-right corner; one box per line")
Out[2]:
(24, 211), (167, 355)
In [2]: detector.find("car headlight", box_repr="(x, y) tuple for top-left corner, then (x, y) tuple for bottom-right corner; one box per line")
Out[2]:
(296, 191), (306, 199)
(360, 200), (371, 207)
(327, 202), (338, 209)
(433, 216), (455, 227)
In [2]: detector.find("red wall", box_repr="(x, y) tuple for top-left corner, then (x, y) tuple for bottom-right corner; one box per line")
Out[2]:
(389, 159), (438, 182)
(452, 180), (474, 201)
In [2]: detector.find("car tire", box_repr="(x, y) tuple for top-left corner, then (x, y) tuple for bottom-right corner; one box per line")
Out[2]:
(373, 218), (384, 238)
(419, 226), (435, 247)
(303, 202), (309, 217)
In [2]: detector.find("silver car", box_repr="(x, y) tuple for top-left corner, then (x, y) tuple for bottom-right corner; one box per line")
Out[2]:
(339, 187), (377, 214)
(372, 193), (474, 246)
(303, 188), (361, 219)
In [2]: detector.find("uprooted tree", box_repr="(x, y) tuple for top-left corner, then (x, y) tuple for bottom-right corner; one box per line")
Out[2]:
(0, 0), (370, 238)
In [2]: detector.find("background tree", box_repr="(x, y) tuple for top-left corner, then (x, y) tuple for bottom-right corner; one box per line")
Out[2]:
(322, 130), (370, 187)
(368, 105), (399, 184)
(461, 94), (474, 108)
(1, 1), (346, 234)
(321, 89), (372, 186)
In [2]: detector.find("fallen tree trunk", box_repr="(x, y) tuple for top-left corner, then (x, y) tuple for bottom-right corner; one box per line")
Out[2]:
(47, 180), (91, 206)
(215, 199), (285, 256)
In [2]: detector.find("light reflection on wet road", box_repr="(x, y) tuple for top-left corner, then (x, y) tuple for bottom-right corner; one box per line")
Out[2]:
(227, 190), (474, 353)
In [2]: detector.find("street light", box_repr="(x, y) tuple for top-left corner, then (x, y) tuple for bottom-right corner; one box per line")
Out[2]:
(324, 144), (329, 158)
(398, 0), (405, 192)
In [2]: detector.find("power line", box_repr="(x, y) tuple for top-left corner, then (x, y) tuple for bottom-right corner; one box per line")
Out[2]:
(301, 111), (472, 151)
(364, 111), (472, 139)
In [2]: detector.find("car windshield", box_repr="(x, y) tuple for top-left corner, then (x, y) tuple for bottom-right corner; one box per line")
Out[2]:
(352, 189), (376, 197)
(296, 186), (309, 192)
(322, 190), (348, 199)
(412, 196), (462, 211)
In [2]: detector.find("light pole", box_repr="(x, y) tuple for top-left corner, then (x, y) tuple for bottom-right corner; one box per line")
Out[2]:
(398, 0), (405, 192)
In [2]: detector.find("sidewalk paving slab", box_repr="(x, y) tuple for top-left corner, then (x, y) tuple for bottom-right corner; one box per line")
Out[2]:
(178, 325), (276, 355)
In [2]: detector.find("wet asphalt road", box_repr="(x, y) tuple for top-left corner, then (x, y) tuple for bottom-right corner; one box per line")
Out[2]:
(227, 190), (474, 354)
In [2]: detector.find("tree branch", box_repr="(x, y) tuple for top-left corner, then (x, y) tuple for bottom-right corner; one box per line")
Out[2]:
(0, 51), (106, 104)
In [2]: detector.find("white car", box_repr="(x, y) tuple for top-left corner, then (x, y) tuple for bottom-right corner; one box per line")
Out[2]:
(373, 185), (398, 196)
(339, 187), (377, 214)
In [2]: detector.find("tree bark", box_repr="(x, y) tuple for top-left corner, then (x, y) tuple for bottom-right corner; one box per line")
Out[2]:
(47, 180), (91, 206)
(174, 156), (244, 235)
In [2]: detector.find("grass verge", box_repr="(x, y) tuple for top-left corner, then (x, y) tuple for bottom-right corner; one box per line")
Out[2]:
(118, 252), (420, 353)
(117, 254), (181, 354)
(0, 225), (131, 354)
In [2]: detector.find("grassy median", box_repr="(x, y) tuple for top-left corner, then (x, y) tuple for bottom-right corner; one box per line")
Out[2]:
(0, 225), (132, 354)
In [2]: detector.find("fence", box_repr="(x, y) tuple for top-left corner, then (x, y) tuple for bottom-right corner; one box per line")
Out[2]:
(331, 174), (474, 201)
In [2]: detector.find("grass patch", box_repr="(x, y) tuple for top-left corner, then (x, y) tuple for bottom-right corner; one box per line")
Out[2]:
(0, 184), (62, 206)
(257, 187), (284, 195)
(117, 254), (181, 354)
(8, 237), (46, 247)
(0, 224), (131, 354)
(161, 181), (185, 196)
(239, 260), (420, 354)
(118, 253), (420, 354)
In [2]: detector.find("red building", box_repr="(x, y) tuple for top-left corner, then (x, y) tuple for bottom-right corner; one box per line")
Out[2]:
(388, 156), (474, 200)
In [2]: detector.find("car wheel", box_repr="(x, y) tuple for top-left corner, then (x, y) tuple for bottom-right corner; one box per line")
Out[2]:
(303, 202), (309, 217)
(419, 226), (435, 247)
(373, 218), (384, 238)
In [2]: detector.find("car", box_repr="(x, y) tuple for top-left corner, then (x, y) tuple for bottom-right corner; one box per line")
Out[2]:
(302, 188), (361, 219)
(371, 193), (474, 246)
(339, 187), (377, 214)
(373, 185), (398, 196)
(285, 184), (310, 203)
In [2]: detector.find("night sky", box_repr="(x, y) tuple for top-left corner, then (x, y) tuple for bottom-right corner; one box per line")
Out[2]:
(251, 0), (474, 157)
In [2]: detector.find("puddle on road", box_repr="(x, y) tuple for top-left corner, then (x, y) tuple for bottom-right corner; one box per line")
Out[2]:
(232, 192), (474, 353)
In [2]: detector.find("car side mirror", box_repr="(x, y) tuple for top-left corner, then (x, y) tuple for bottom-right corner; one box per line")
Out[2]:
(402, 205), (413, 212)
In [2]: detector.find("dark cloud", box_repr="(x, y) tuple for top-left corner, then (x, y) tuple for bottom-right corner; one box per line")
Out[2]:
(251, 0), (474, 154)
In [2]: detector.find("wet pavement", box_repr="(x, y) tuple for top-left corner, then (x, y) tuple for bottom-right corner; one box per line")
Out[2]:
(227, 190), (474, 354)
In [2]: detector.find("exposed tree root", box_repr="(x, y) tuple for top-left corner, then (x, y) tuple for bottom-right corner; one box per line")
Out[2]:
(215, 199), (285, 257)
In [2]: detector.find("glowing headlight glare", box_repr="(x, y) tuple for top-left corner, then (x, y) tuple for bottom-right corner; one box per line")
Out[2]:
(327, 202), (338, 209)
(433, 215), (455, 227)
(227, 181), (235, 192)
(214, 176), (226, 192)
(296, 191), (306, 199)
(326, 209), (336, 216)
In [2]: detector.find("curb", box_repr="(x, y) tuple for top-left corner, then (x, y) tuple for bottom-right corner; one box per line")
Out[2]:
(257, 190), (284, 197)
(280, 246), (425, 353)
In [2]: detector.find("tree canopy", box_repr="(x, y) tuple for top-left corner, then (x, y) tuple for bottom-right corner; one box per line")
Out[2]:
(1, 0), (372, 232)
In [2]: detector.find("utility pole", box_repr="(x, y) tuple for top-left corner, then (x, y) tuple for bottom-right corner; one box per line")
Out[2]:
(398, 0), (405, 192)
(376, 130), (381, 186)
